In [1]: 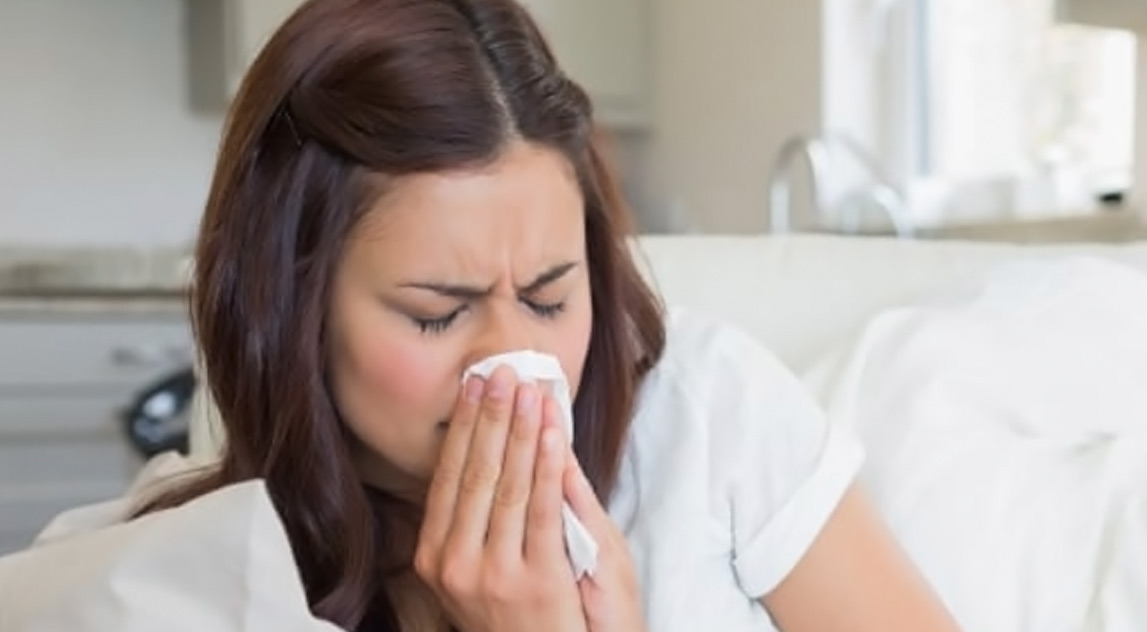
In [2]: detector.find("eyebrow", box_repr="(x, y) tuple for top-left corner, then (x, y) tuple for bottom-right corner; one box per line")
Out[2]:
(399, 261), (579, 299)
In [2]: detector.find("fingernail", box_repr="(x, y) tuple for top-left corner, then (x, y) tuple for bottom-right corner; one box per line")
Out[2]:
(538, 379), (555, 397)
(464, 376), (484, 402)
(485, 369), (512, 400)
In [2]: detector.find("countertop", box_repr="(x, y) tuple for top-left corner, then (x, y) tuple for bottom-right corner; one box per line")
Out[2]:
(6, 210), (1144, 313)
(824, 208), (1147, 244)
(0, 245), (191, 316)
(0, 296), (189, 319)
(915, 209), (1147, 243)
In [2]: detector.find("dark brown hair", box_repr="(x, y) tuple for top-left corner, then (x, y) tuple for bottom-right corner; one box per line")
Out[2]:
(138, 0), (665, 628)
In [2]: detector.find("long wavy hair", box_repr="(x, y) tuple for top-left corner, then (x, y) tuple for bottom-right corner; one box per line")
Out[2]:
(136, 0), (665, 628)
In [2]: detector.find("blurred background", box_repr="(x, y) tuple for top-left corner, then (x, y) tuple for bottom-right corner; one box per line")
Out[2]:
(0, 0), (1143, 554)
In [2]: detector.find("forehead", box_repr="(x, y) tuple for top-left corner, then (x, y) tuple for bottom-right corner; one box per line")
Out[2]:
(348, 142), (585, 270)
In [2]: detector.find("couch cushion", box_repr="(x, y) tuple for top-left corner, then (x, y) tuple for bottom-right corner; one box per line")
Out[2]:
(631, 234), (1147, 370)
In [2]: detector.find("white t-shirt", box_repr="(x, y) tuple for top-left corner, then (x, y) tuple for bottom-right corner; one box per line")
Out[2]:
(0, 308), (863, 632)
(612, 308), (865, 631)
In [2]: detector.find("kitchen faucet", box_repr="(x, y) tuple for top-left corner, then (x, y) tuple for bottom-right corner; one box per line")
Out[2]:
(767, 134), (831, 234)
(766, 133), (915, 238)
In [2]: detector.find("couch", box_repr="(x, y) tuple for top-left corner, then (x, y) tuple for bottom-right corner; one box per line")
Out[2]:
(187, 234), (1147, 631)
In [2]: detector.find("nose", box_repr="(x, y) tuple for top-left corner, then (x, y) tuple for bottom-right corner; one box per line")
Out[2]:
(463, 303), (539, 370)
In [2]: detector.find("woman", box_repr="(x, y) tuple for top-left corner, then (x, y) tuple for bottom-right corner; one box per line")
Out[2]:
(143, 0), (963, 630)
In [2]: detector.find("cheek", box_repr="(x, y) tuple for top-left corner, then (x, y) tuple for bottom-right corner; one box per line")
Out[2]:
(329, 314), (460, 480)
(360, 336), (438, 403)
(346, 330), (452, 423)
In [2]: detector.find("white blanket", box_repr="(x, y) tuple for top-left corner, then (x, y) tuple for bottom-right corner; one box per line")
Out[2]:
(0, 455), (340, 632)
(804, 257), (1147, 632)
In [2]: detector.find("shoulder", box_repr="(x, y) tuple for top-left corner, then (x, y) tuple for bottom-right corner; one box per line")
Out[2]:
(637, 306), (813, 427)
(625, 306), (836, 495)
(620, 308), (865, 598)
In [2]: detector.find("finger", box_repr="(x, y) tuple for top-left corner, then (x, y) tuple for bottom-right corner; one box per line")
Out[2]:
(524, 396), (569, 565)
(487, 382), (543, 560)
(420, 374), (485, 549)
(446, 365), (518, 553)
(562, 448), (611, 535)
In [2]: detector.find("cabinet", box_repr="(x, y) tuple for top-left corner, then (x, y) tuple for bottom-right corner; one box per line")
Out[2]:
(189, 0), (650, 128)
(0, 306), (193, 555)
(222, 0), (304, 95)
(518, 0), (651, 129)
(187, 0), (304, 110)
(1056, 0), (1147, 32)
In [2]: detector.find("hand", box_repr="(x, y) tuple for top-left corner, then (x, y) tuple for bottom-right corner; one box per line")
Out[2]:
(415, 366), (588, 632)
(564, 455), (647, 632)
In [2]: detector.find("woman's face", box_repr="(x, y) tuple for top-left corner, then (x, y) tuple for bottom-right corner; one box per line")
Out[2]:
(326, 140), (594, 498)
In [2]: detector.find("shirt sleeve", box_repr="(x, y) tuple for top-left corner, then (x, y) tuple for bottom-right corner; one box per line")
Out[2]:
(703, 325), (865, 599)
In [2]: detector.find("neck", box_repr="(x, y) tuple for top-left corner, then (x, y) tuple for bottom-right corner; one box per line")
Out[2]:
(351, 444), (431, 507)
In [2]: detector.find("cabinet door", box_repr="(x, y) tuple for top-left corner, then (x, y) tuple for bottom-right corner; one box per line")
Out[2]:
(1056, 0), (1147, 32)
(0, 320), (192, 388)
(519, 0), (650, 128)
(225, 0), (305, 94)
(200, 0), (651, 127)
(0, 311), (188, 555)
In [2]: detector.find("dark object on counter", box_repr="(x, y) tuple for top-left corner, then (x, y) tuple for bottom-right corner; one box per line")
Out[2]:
(1097, 190), (1126, 208)
(121, 367), (196, 458)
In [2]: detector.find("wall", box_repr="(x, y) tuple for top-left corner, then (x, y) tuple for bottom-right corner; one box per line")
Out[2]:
(1135, 41), (1147, 213)
(643, 0), (825, 233)
(0, 0), (661, 243)
(642, 1), (1147, 234)
(0, 0), (223, 248)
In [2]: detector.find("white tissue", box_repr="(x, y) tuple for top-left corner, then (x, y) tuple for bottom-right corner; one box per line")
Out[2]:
(462, 350), (599, 579)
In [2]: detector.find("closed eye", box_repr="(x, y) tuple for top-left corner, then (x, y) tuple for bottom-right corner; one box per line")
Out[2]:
(411, 299), (563, 335)
(412, 307), (465, 334)
(524, 298), (566, 318)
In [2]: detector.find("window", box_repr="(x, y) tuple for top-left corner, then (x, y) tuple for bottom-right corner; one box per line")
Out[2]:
(895, 0), (1137, 226)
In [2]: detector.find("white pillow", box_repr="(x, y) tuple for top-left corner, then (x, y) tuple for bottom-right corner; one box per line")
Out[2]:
(803, 256), (1147, 632)
(0, 456), (339, 632)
